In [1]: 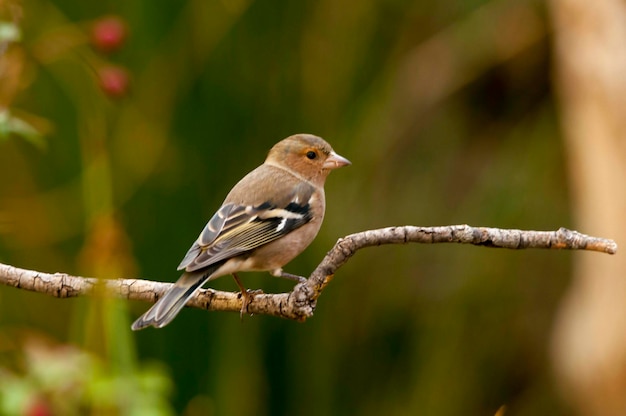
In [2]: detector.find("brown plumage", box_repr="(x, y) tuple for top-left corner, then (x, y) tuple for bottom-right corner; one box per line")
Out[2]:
(131, 134), (350, 330)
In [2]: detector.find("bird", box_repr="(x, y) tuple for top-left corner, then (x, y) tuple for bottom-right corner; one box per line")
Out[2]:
(131, 134), (350, 330)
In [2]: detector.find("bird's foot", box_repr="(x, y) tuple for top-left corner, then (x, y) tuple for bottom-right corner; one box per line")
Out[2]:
(231, 273), (264, 318)
(271, 269), (307, 283)
(239, 288), (264, 318)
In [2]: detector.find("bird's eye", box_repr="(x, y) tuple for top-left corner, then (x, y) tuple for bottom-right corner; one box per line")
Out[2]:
(306, 151), (317, 160)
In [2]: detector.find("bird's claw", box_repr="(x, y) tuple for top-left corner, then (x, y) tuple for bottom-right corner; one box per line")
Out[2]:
(239, 288), (264, 318)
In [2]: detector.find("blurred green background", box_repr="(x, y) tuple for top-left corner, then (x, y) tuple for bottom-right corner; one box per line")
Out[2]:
(0, 0), (572, 414)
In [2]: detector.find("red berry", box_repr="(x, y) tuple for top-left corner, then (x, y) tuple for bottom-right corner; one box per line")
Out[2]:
(25, 398), (53, 416)
(98, 66), (130, 98)
(91, 16), (127, 53)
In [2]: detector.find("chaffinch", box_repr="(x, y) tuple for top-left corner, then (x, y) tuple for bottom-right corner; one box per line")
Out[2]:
(131, 134), (350, 330)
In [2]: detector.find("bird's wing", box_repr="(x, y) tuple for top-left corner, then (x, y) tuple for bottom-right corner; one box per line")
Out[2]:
(177, 185), (315, 272)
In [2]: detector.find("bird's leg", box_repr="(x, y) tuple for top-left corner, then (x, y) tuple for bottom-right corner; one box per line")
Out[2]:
(270, 268), (307, 283)
(231, 273), (262, 318)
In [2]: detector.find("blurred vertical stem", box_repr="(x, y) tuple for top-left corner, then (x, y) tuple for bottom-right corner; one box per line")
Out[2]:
(550, 0), (626, 414)
(77, 105), (136, 368)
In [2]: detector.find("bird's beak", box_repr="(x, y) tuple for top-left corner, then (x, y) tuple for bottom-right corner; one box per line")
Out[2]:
(324, 151), (351, 170)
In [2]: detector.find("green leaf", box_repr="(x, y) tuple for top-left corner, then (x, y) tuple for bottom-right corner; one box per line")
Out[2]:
(0, 22), (20, 43)
(0, 110), (46, 149)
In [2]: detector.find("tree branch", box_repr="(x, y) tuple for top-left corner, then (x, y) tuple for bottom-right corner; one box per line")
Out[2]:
(0, 225), (617, 322)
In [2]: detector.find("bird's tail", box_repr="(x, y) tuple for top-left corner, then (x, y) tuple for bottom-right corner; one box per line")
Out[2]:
(131, 265), (220, 330)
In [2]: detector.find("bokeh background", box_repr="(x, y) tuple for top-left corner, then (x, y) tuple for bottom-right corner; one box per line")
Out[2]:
(1, 0), (624, 415)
